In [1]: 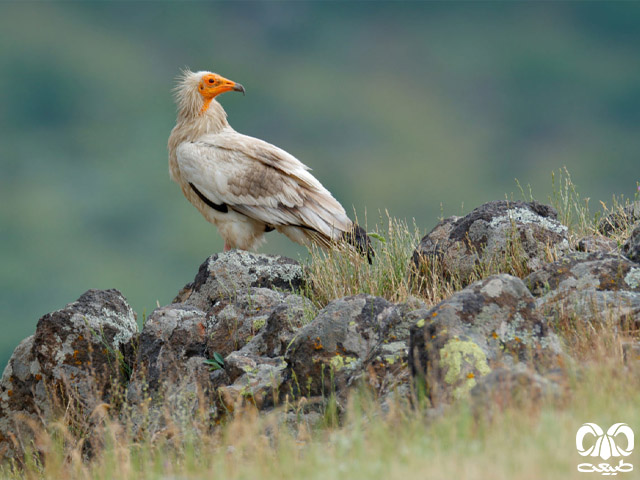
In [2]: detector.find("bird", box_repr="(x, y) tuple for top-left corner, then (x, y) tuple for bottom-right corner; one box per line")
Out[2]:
(167, 69), (372, 261)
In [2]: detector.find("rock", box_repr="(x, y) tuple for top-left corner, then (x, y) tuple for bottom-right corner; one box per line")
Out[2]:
(217, 353), (286, 412)
(598, 201), (640, 236)
(470, 364), (562, 418)
(412, 201), (569, 286)
(525, 252), (640, 328)
(174, 250), (305, 307)
(576, 235), (618, 254)
(622, 224), (640, 263)
(128, 287), (315, 428)
(284, 294), (413, 401)
(238, 301), (316, 358)
(205, 288), (313, 358)
(0, 289), (136, 458)
(409, 274), (564, 407)
(0, 336), (43, 457)
(127, 304), (211, 406)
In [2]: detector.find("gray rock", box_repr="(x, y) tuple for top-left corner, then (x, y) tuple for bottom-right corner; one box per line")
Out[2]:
(284, 294), (408, 399)
(0, 336), (43, 457)
(409, 274), (564, 407)
(174, 250), (305, 307)
(127, 287), (315, 430)
(622, 224), (640, 263)
(470, 364), (562, 418)
(239, 300), (316, 358)
(127, 304), (211, 406)
(217, 353), (286, 412)
(525, 252), (640, 328)
(413, 201), (569, 286)
(576, 235), (618, 254)
(0, 289), (136, 458)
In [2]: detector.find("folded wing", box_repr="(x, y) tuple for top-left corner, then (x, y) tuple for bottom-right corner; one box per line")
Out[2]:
(176, 130), (353, 244)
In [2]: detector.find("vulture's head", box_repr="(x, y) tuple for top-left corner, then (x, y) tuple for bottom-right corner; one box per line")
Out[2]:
(174, 69), (245, 117)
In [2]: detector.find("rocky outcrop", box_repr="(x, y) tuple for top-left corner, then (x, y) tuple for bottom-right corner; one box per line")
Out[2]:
(408, 274), (564, 406)
(283, 295), (419, 408)
(0, 289), (136, 457)
(3, 199), (638, 460)
(525, 252), (640, 328)
(469, 363), (563, 419)
(128, 252), (315, 428)
(576, 235), (618, 254)
(412, 201), (569, 286)
(174, 250), (305, 306)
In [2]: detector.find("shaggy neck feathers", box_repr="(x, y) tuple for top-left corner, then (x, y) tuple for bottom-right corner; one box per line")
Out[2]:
(173, 69), (230, 136)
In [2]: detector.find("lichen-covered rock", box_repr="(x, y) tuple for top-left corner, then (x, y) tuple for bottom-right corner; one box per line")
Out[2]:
(238, 301), (316, 358)
(204, 288), (312, 357)
(412, 201), (569, 286)
(174, 250), (305, 307)
(409, 274), (564, 407)
(129, 288), (312, 397)
(217, 353), (286, 412)
(127, 304), (210, 406)
(576, 235), (618, 254)
(0, 289), (136, 458)
(598, 201), (640, 236)
(0, 336), (44, 457)
(525, 252), (640, 328)
(127, 287), (315, 432)
(33, 289), (136, 402)
(470, 364), (562, 419)
(622, 224), (640, 263)
(284, 295), (408, 399)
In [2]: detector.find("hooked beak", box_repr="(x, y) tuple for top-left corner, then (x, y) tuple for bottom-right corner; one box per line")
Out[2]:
(233, 83), (245, 96)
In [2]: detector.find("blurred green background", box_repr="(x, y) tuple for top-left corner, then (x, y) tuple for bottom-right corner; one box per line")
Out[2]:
(1, 2), (639, 368)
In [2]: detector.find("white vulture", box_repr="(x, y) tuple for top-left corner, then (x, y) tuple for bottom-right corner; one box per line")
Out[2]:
(168, 69), (372, 261)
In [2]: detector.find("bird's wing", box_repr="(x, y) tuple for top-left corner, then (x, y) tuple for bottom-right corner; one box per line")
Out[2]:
(176, 131), (352, 239)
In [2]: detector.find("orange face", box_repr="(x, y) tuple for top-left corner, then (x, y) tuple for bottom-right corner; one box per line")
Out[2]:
(198, 73), (245, 100)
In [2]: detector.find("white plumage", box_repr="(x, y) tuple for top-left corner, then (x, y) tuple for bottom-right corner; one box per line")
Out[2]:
(168, 69), (370, 256)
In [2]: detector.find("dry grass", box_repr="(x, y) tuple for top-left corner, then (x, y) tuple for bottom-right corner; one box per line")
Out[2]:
(303, 211), (427, 307)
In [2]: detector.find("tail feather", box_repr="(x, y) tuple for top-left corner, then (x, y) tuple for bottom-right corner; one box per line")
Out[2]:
(342, 224), (374, 264)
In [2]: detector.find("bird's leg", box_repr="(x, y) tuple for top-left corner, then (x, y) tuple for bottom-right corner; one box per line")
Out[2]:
(224, 242), (231, 252)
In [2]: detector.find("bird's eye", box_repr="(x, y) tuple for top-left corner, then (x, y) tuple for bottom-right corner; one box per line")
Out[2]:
(208, 78), (215, 84)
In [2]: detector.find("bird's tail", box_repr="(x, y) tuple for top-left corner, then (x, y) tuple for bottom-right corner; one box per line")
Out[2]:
(342, 224), (374, 264)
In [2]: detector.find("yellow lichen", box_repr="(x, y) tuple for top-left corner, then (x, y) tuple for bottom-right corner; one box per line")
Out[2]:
(329, 355), (356, 371)
(439, 339), (491, 399)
